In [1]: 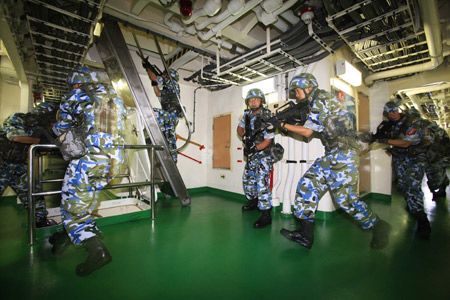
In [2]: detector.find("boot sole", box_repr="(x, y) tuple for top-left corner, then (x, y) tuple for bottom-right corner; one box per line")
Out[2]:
(76, 255), (112, 277)
(280, 229), (312, 249)
(253, 221), (271, 229)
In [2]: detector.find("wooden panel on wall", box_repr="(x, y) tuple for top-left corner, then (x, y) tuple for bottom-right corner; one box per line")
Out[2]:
(213, 113), (231, 169)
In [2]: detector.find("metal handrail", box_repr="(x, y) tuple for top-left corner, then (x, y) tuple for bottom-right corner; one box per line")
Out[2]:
(27, 143), (164, 245)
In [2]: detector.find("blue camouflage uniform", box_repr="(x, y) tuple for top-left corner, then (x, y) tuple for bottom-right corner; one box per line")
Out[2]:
(294, 89), (378, 229)
(54, 81), (126, 245)
(1, 113), (48, 221)
(424, 123), (450, 193)
(154, 73), (181, 163)
(387, 116), (430, 213)
(239, 108), (275, 210)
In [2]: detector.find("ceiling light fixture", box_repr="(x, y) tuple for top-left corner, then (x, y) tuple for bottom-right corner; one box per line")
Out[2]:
(336, 59), (361, 87)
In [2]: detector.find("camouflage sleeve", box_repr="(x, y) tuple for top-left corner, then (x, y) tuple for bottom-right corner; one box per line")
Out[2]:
(303, 97), (327, 133)
(238, 112), (246, 128)
(157, 76), (164, 90)
(5, 113), (28, 140)
(53, 92), (77, 136)
(263, 128), (275, 140)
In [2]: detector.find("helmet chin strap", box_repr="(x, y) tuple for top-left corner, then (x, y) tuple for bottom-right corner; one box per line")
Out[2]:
(297, 87), (316, 102)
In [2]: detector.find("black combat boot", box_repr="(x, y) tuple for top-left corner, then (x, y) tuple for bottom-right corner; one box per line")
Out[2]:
(370, 219), (391, 250)
(49, 230), (71, 255)
(36, 217), (57, 228)
(76, 236), (112, 277)
(242, 198), (258, 211)
(253, 209), (272, 228)
(414, 211), (431, 239)
(280, 219), (315, 249)
(432, 178), (448, 201)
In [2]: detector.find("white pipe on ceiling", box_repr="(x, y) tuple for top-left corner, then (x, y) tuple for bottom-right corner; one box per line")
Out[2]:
(197, 0), (264, 41)
(195, 0), (245, 30)
(365, 0), (443, 85)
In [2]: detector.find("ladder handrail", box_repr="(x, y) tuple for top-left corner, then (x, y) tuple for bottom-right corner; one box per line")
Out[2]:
(27, 143), (163, 245)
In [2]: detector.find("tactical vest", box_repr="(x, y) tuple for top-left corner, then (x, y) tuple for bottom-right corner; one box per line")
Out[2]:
(315, 93), (359, 153)
(81, 84), (124, 139)
(0, 131), (11, 162)
(160, 79), (181, 113)
(5, 141), (29, 163)
(245, 108), (273, 156)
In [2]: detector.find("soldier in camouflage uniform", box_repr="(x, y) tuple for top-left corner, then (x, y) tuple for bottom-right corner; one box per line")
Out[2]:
(0, 102), (57, 228)
(52, 66), (127, 276)
(143, 63), (182, 163)
(271, 73), (390, 250)
(373, 101), (431, 238)
(406, 108), (449, 201)
(237, 89), (276, 229)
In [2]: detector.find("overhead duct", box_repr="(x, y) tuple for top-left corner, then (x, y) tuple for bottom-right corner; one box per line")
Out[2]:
(365, 0), (444, 85)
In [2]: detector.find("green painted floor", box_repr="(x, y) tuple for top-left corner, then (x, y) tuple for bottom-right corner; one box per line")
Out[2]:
(0, 184), (449, 300)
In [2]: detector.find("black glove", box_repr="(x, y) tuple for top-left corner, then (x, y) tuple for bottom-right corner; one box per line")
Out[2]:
(142, 56), (152, 70)
(264, 116), (282, 130)
(151, 81), (158, 86)
(244, 142), (257, 156)
(32, 126), (56, 144)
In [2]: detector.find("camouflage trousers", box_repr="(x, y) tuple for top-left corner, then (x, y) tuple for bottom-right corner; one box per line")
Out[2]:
(154, 108), (179, 163)
(242, 152), (274, 210)
(0, 161), (47, 220)
(60, 136), (124, 245)
(425, 160), (448, 192)
(392, 154), (426, 213)
(294, 149), (377, 229)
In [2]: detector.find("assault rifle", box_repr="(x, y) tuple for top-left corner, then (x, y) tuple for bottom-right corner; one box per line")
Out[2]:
(243, 111), (257, 157)
(372, 120), (394, 140)
(139, 53), (163, 77)
(261, 100), (310, 131)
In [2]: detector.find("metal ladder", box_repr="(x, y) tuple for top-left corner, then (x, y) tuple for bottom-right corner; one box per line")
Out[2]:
(95, 20), (190, 207)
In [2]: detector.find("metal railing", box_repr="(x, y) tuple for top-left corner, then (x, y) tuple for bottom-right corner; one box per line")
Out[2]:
(27, 143), (164, 245)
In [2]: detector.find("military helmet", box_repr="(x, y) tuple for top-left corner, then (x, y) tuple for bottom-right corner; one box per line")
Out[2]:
(67, 66), (99, 85)
(383, 99), (401, 117)
(168, 68), (179, 82)
(245, 88), (266, 107)
(289, 73), (318, 100)
(32, 102), (58, 115)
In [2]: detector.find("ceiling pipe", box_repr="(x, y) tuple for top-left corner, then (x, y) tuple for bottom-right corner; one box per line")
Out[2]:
(164, 13), (244, 53)
(195, 0), (245, 30)
(365, 0), (443, 85)
(197, 0), (265, 41)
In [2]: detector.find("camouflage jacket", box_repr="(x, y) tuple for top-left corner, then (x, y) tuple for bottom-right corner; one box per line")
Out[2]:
(53, 83), (127, 148)
(303, 89), (359, 154)
(387, 115), (430, 157)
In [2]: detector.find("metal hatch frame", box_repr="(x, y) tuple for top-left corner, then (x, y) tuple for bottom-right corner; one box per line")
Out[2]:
(95, 19), (190, 206)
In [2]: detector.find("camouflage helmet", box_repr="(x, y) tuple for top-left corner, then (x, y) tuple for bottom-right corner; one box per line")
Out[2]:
(67, 66), (99, 85)
(289, 73), (318, 100)
(383, 99), (402, 117)
(245, 88), (266, 107)
(168, 68), (179, 82)
(32, 102), (58, 115)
